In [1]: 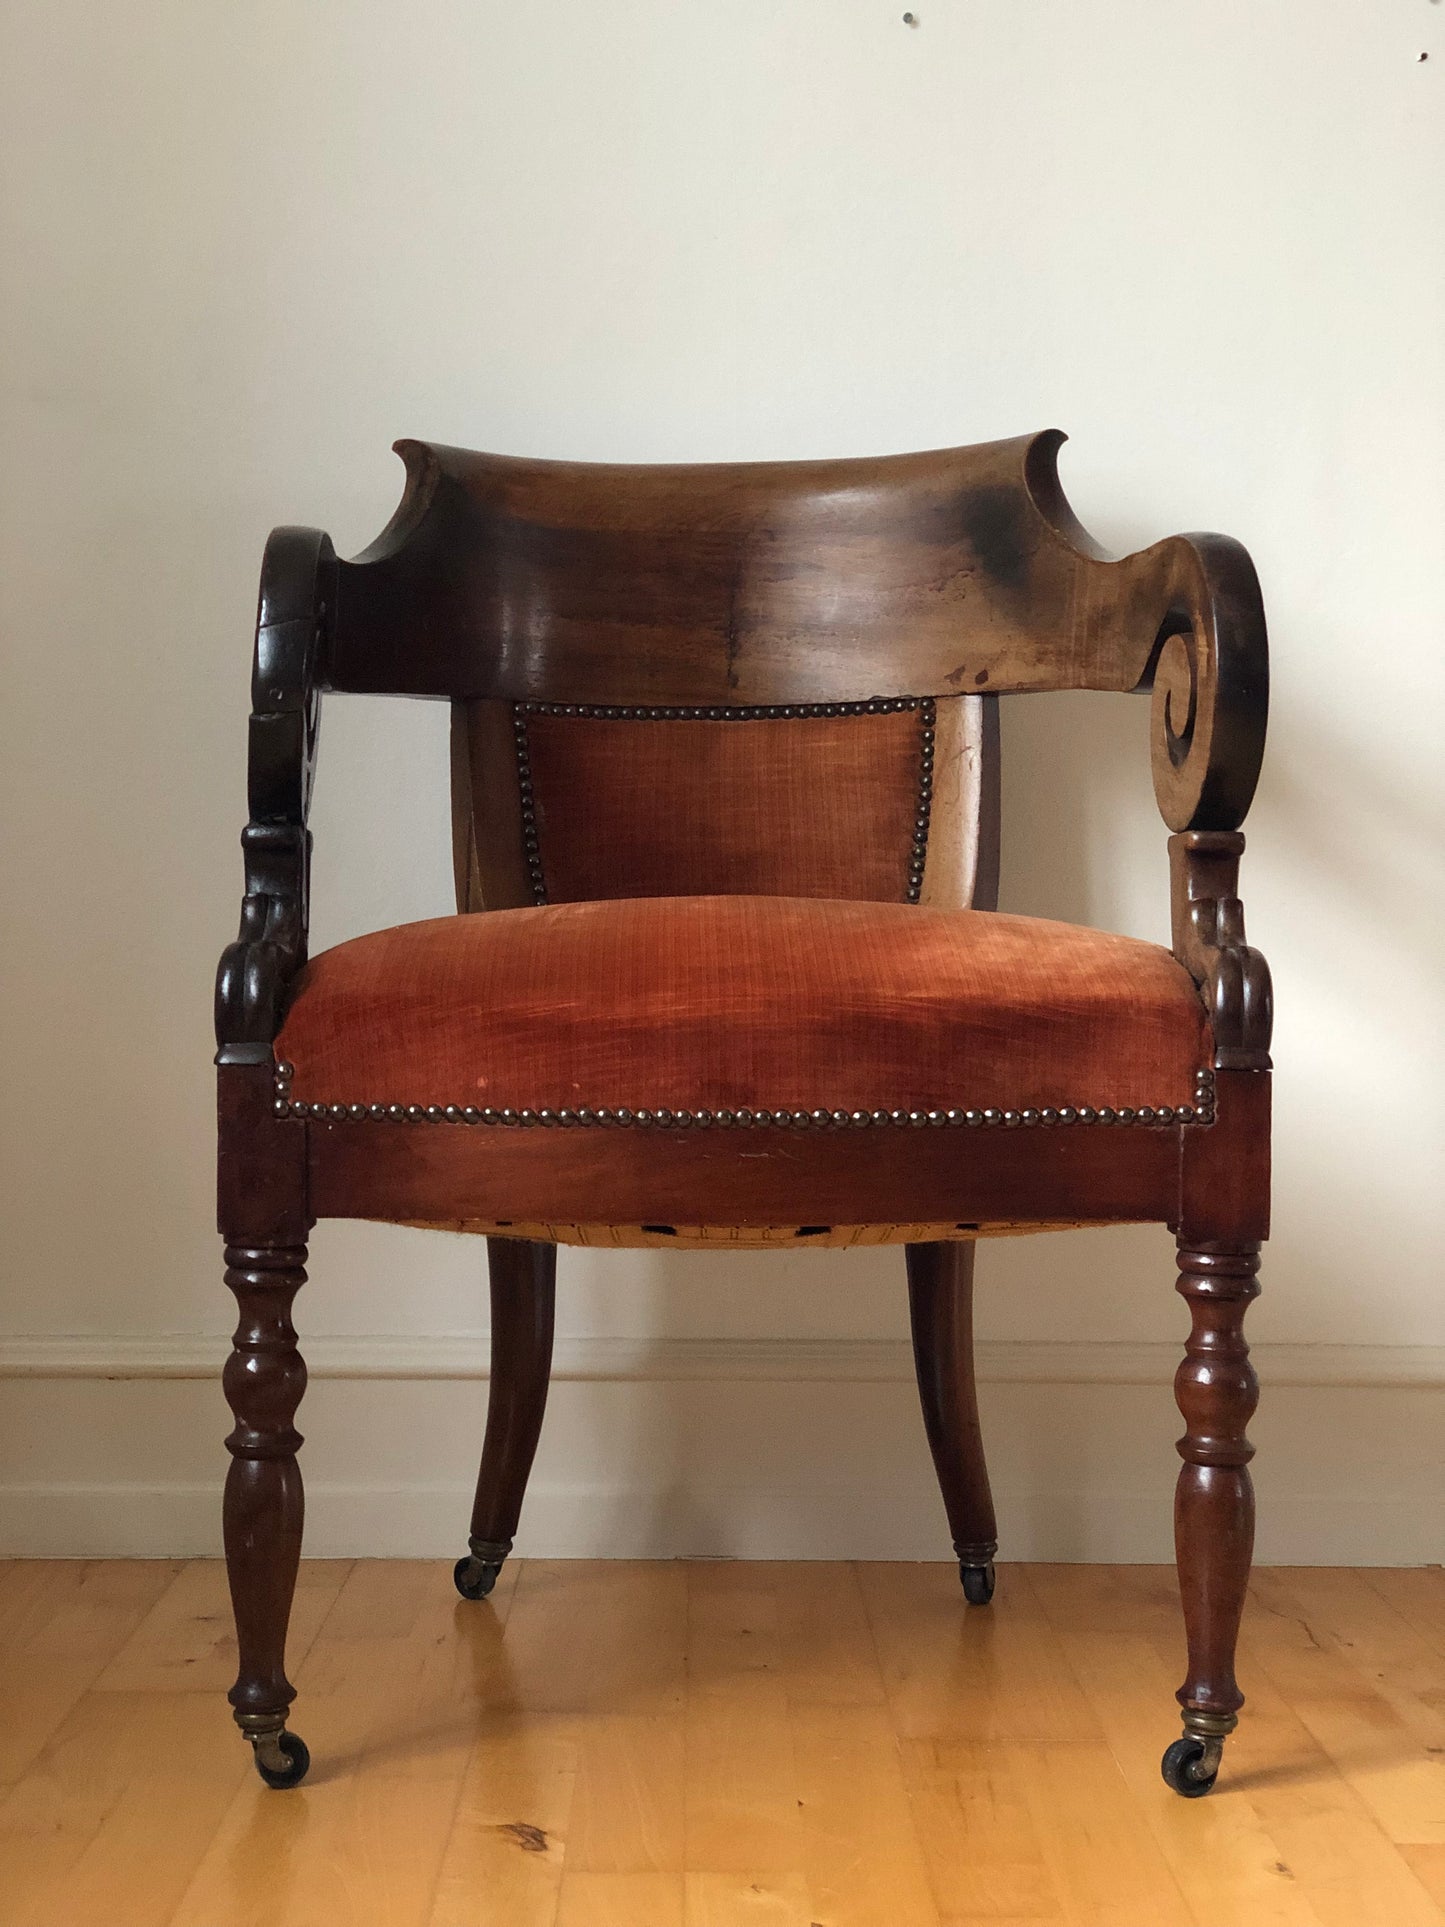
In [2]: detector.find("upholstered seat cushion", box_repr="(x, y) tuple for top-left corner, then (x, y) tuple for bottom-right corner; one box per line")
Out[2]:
(276, 896), (1210, 1119)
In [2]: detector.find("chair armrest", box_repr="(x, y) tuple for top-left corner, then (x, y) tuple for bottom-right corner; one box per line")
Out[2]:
(215, 526), (336, 1064)
(1140, 535), (1271, 1068)
(1146, 532), (1268, 835)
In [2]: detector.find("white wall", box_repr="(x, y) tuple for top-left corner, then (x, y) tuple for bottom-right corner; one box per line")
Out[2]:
(2, 0), (1442, 1562)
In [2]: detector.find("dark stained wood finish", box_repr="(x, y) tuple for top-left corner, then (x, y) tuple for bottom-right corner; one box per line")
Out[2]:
(216, 430), (1273, 1792)
(905, 1241), (997, 1567)
(467, 1238), (557, 1559)
(215, 526), (335, 1067)
(216, 1062), (309, 1248)
(1169, 831), (1273, 1072)
(305, 1106), (1185, 1231)
(449, 698), (536, 914)
(970, 693), (1002, 914)
(329, 435), (1267, 835)
(1172, 1242), (1261, 1746)
(1177, 1069), (1271, 1245)
(222, 1243), (308, 1756)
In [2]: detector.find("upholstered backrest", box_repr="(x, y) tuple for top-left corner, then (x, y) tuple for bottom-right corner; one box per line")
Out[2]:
(448, 689), (998, 913)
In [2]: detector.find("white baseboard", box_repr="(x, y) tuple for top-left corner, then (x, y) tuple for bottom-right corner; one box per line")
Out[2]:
(1, 1334), (1441, 1564)
(3, 1330), (1442, 1387)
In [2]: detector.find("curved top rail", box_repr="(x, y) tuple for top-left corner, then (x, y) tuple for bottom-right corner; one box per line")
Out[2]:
(327, 430), (1266, 829)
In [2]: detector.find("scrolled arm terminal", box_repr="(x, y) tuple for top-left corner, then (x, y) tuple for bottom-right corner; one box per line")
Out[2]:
(1146, 532), (1268, 836)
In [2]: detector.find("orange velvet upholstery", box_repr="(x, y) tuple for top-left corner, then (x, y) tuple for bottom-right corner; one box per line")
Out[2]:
(277, 895), (1210, 1117)
(517, 703), (930, 905)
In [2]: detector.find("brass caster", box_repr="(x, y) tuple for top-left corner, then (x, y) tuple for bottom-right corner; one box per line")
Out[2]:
(960, 1561), (996, 1606)
(1161, 1735), (1218, 1797)
(453, 1535), (512, 1601)
(252, 1729), (311, 1790)
(1161, 1711), (1234, 1797)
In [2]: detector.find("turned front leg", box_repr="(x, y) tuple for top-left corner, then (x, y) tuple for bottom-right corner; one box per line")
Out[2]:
(223, 1243), (311, 1787)
(1166, 1240), (1260, 1793)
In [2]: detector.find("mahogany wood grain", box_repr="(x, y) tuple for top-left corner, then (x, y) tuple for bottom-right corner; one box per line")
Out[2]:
(215, 527), (334, 1066)
(918, 692), (998, 912)
(1168, 831), (1273, 1072)
(221, 1243), (307, 1757)
(215, 1062), (308, 1247)
(467, 1239), (557, 1558)
(306, 1109), (1184, 1232)
(329, 435), (1267, 837)
(905, 1242), (997, 1568)
(1177, 1069), (1271, 1244)
(450, 699), (536, 913)
(1172, 1242), (1261, 1745)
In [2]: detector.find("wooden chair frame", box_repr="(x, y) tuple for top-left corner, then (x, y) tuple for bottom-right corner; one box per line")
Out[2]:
(215, 431), (1270, 1796)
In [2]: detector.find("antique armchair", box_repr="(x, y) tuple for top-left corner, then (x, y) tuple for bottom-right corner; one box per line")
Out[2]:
(215, 431), (1270, 1797)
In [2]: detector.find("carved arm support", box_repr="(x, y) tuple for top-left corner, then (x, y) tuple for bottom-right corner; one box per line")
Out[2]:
(1169, 832), (1272, 1071)
(215, 527), (336, 1065)
(1140, 535), (1272, 1070)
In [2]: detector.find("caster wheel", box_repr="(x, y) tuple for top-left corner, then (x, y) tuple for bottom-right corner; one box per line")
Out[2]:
(254, 1731), (310, 1790)
(960, 1561), (996, 1606)
(454, 1554), (502, 1600)
(1161, 1735), (1218, 1798)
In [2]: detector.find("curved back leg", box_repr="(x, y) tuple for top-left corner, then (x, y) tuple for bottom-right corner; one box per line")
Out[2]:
(905, 1240), (998, 1603)
(454, 1236), (557, 1599)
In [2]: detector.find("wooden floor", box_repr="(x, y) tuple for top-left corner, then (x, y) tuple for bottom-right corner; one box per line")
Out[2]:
(1, 1560), (1443, 1926)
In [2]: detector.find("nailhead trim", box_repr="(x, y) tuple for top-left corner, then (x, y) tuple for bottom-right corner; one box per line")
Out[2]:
(910, 699), (934, 904)
(271, 1065), (1216, 1128)
(511, 697), (936, 907)
(517, 698), (932, 721)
